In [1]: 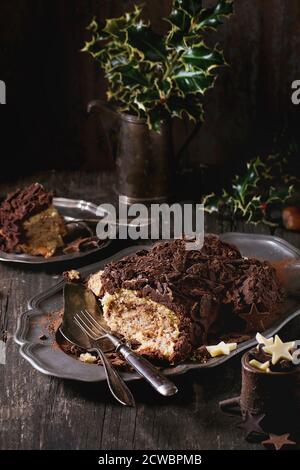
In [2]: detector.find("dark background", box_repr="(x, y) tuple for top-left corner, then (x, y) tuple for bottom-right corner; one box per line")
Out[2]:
(1, 0), (300, 180)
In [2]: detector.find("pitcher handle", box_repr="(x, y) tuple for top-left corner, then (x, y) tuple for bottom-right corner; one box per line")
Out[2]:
(87, 99), (118, 118)
(87, 99), (120, 161)
(176, 121), (202, 161)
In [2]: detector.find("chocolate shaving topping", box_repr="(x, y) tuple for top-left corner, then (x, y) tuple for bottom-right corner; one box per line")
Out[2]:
(100, 237), (284, 360)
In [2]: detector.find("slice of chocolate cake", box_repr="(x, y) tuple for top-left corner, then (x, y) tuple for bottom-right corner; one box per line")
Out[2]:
(0, 183), (67, 258)
(86, 237), (284, 364)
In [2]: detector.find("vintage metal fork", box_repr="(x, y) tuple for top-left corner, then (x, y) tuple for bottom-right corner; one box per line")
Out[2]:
(74, 314), (135, 407)
(74, 310), (178, 397)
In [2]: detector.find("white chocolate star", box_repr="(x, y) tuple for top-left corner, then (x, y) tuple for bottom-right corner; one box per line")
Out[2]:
(256, 332), (274, 347)
(249, 359), (270, 372)
(206, 341), (237, 358)
(263, 335), (295, 365)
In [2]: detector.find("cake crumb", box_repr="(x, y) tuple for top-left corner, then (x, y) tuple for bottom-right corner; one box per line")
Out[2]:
(63, 270), (81, 282)
(79, 353), (97, 364)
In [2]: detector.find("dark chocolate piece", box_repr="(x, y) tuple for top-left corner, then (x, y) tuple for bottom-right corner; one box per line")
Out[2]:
(63, 236), (105, 254)
(240, 304), (271, 332)
(262, 433), (296, 450)
(39, 334), (48, 341)
(239, 411), (266, 441)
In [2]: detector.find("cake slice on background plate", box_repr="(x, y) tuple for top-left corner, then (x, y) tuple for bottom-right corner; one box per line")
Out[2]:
(0, 183), (67, 258)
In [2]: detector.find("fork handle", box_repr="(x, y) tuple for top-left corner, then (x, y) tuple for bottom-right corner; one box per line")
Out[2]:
(116, 343), (178, 397)
(91, 348), (135, 407)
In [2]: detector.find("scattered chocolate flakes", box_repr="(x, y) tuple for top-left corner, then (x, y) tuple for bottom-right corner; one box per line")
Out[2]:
(57, 335), (132, 371)
(39, 334), (48, 341)
(47, 310), (63, 336)
(191, 345), (211, 364)
(63, 236), (105, 254)
(220, 333), (251, 344)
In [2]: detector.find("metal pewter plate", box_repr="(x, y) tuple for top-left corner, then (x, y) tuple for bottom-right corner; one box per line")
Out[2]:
(0, 197), (111, 264)
(15, 233), (300, 383)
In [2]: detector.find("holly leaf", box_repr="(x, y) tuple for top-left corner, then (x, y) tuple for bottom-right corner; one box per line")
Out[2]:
(103, 5), (143, 41)
(180, 43), (225, 71)
(196, 0), (234, 31)
(203, 193), (223, 213)
(174, 69), (216, 95)
(83, 1), (231, 132)
(179, 0), (205, 16)
(126, 24), (167, 62)
(107, 64), (149, 88)
(232, 157), (265, 205)
(267, 185), (294, 204)
(155, 78), (173, 99)
(165, 7), (192, 31)
(133, 89), (161, 112)
(166, 94), (204, 121)
(146, 105), (170, 132)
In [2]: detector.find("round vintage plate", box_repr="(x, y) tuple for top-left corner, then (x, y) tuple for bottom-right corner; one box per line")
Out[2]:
(15, 233), (300, 382)
(0, 197), (111, 264)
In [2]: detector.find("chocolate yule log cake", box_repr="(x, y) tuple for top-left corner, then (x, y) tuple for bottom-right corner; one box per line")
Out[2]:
(87, 236), (284, 364)
(0, 183), (67, 258)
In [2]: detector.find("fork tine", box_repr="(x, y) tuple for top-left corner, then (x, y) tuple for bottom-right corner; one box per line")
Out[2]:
(78, 310), (100, 334)
(81, 309), (104, 335)
(74, 314), (98, 341)
(79, 310), (103, 337)
(83, 309), (105, 333)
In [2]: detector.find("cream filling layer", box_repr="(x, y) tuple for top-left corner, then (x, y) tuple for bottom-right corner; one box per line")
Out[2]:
(102, 289), (180, 359)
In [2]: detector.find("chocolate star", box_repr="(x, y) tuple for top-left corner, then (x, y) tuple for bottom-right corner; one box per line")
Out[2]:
(240, 304), (270, 332)
(262, 433), (296, 450)
(238, 411), (266, 441)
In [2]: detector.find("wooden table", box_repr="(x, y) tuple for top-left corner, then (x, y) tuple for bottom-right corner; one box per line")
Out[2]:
(1, 171), (299, 451)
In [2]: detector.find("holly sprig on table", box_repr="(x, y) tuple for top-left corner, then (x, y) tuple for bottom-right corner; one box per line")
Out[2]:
(203, 155), (295, 225)
(82, 0), (233, 131)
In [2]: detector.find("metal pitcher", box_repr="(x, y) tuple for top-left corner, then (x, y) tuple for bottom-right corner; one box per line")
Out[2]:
(88, 100), (174, 204)
(88, 100), (200, 204)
